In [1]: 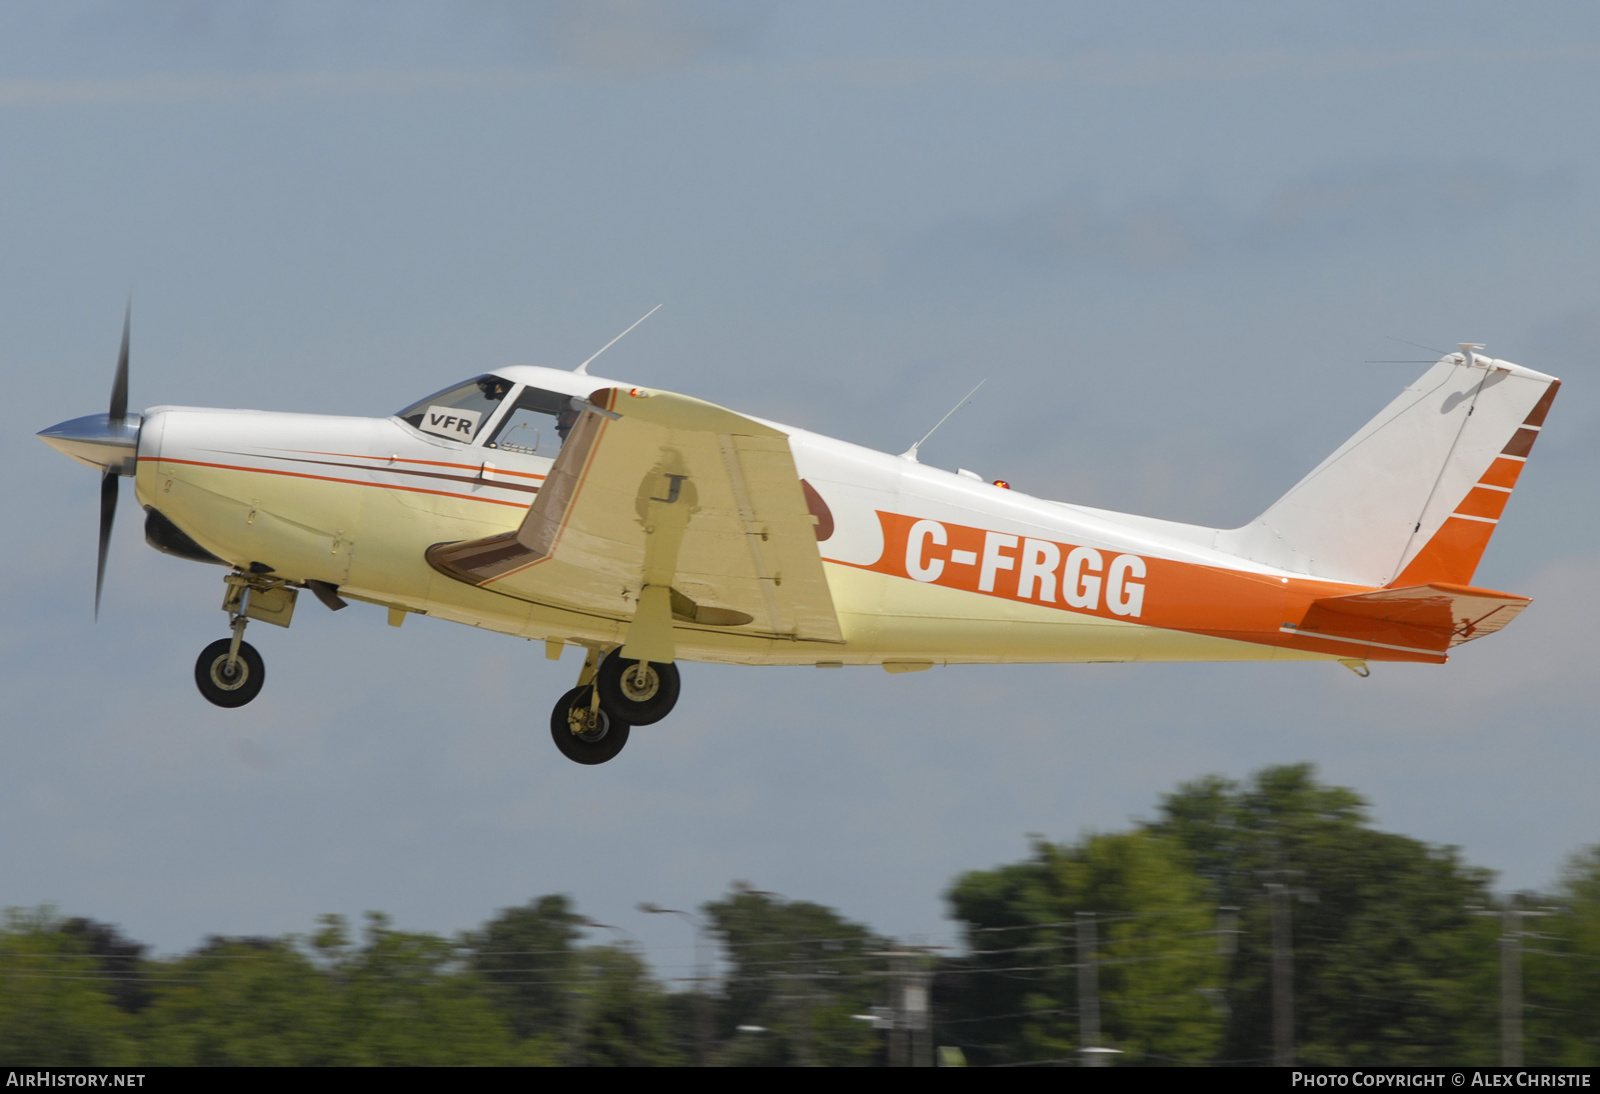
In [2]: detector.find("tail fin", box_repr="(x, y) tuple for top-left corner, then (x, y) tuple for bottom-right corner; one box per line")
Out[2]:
(1219, 349), (1559, 588)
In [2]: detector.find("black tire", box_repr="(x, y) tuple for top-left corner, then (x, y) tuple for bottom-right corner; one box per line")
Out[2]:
(194, 638), (265, 708)
(550, 686), (630, 765)
(595, 655), (681, 726)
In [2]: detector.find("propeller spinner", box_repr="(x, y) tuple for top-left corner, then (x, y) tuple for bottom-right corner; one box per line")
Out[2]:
(36, 305), (143, 617)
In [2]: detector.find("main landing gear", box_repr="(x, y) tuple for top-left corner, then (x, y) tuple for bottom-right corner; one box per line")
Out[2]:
(550, 686), (630, 765)
(549, 649), (683, 764)
(194, 569), (297, 709)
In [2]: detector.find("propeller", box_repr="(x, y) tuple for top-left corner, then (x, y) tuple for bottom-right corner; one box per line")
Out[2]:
(95, 304), (131, 618)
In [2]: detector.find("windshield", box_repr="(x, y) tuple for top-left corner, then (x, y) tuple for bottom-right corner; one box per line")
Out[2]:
(396, 376), (512, 443)
(485, 385), (581, 456)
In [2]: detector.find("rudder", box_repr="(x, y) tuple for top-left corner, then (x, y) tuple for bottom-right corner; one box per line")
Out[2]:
(1219, 348), (1559, 588)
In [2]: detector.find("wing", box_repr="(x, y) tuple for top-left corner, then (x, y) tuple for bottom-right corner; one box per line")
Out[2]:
(426, 385), (844, 646)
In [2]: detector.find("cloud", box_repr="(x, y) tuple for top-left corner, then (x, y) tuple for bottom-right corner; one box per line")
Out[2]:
(0, 68), (564, 107)
(880, 160), (1571, 282)
(542, 0), (764, 75)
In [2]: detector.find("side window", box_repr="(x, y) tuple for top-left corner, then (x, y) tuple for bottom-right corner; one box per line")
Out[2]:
(396, 376), (513, 443)
(486, 386), (579, 456)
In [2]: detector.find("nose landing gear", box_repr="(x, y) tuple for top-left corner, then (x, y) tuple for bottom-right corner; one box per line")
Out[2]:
(194, 569), (296, 709)
(195, 632), (265, 708)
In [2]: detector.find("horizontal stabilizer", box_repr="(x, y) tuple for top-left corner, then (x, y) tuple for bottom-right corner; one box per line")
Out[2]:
(1282, 582), (1531, 659)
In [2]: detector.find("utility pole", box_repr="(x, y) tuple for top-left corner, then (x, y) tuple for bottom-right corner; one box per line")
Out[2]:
(565, 970), (587, 1066)
(638, 903), (713, 1066)
(775, 972), (820, 1067)
(1501, 906), (1523, 1067)
(878, 948), (934, 1067)
(1268, 883), (1294, 1068)
(1077, 912), (1104, 1066)
(904, 953), (932, 1067)
(1259, 865), (1314, 1069)
(1473, 899), (1554, 1067)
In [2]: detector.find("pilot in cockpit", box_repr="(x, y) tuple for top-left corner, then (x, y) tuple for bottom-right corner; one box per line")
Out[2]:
(555, 404), (580, 443)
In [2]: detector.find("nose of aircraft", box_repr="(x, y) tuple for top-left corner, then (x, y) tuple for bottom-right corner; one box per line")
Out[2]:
(37, 412), (143, 476)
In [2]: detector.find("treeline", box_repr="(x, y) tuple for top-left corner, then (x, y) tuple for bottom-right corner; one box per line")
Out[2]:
(3, 765), (1598, 1066)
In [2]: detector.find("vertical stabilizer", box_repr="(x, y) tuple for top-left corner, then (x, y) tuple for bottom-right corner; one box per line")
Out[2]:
(1218, 350), (1559, 588)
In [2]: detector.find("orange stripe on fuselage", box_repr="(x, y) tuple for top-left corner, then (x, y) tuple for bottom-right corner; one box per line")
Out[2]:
(288, 449), (548, 482)
(143, 457), (533, 509)
(829, 511), (1445, 662)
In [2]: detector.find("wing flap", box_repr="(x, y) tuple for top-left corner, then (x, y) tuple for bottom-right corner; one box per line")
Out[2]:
(427, 386), (843, 644)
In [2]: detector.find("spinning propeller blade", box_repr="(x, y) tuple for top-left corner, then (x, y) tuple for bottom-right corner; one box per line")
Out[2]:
(110, 302), (129, 425)
(96, 302), (131, 618)
(96, 470), (116, 618)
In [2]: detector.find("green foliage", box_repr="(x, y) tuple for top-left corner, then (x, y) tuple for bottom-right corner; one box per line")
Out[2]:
(58, 918), (150, 1015)
(329, 913), (524, 1065)
(2, 774), (1593, 1067)
(468, 894), (583, 1042)
(0, 908), (138, 1066)
(575, 943), (683, 1066)
(1150, 763), (1499, 1064)
(1525, 846), (1600, 1065)
(943, 831), (1222, 1066)
(139, 935), (341, 1065)
(703, 888), (888, 1066)
(141, 913), (526, 1065)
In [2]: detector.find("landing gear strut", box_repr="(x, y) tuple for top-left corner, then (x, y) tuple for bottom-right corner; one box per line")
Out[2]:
(194, 570), (294, 709)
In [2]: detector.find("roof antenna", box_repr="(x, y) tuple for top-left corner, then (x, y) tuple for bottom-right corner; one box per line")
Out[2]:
(900, 379), (985, 462)
(574, 304), (662, 375)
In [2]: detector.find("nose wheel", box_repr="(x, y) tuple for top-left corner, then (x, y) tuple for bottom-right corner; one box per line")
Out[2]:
(195, 636), (265, 708)
(194, 572), (285, 709)
(551, 686), (630, 764)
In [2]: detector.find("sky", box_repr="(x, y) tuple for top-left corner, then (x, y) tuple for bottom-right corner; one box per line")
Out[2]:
(3, 1), (1599, 980)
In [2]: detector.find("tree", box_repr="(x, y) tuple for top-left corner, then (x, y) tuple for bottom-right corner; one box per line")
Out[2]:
(59, 918), (151, 1015)
(1524, 846), (1600, 1065)
(142, 914), (532, 1065)
(703, 887), (889, 1066)
(0, 908), (138, 1066)
(942, 831), (1223, 1066)
(469, 894), (583, 1049)
(139, 935), (342, 1065)
(574, 943), (682, 1066)
(1149, 763), (1499, 1064)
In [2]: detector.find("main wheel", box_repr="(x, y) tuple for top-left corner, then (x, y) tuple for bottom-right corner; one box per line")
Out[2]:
(194, 638), (265, 709)
(550, 686), (630, 765)
(595, 656), (680, 726)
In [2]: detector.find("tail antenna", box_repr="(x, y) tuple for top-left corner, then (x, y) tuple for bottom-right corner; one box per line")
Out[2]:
(900, 379), (985, 462)
(574, 304), (662, 375)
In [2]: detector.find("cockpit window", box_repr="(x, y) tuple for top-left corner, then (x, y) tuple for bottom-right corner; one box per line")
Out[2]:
(396, 375), (512, 443)
(485, 386), (580, 456)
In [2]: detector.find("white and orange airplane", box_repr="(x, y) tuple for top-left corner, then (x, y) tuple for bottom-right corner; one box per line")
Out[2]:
(40, 312), (1558, 764)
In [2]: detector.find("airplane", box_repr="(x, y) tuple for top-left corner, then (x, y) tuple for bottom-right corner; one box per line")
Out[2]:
(39, 311), (1559, 764)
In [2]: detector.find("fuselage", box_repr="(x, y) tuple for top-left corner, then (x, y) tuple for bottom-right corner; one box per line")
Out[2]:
(129, 365), (1371, 669)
